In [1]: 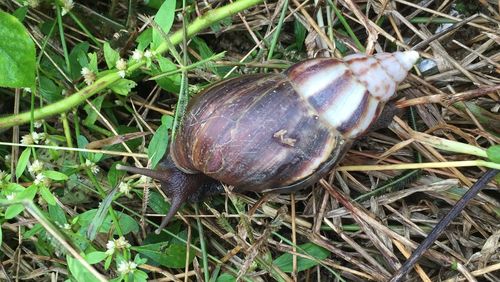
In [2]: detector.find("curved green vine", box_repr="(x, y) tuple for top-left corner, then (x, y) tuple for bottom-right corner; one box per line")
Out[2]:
(0, 0), (264, 129)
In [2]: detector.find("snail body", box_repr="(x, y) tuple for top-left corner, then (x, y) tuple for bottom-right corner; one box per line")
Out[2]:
(117, 51), (419, 232)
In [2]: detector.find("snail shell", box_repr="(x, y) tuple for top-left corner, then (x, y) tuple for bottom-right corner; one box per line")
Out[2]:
(171, 51), (419, 191)
(117, 51), (419, 231)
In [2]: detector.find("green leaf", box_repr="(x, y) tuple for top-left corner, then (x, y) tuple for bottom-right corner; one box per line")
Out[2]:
(148, 123), (169, 168)
(16, 148), (31, 178)
(67, 255), (96, 281)
(216, 273), (236, 282)
(486, 145), (500, 164)
(83, 95), (104, 126)
(12, 6), (28, 22)
(108, 163), (125, 188)
(39, 76), (63, 103)
(147, 191), (171, 215)
(154, 56), (181, 93)
(5, 204), (25, 219)
(85, 251), (108, 264)
(0, 10), (36, 87)
(69, 42), (90, 79)
(17, 185), (37, 200)
(152, 0), (176, 49)
(103, 42), (120, 69)
(79, 209), (139, 236)
(39, 185), (56, 205)
(49, 203), (67, 225)
(132, 243), (194, 268)
(109, 79), (137, 96)
(86, 187), (117, 241)
(43, 170), (69, 181)
(273, 243), (330, 273)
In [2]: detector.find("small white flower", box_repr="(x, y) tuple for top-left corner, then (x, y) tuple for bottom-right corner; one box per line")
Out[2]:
(5, 154), (11, 162)
(34, 173), (46, 185)
(118, 70), (126, 78)
(144, 50), (154, 58)
(34, 120), (43, 128)
(117, 260), (137, 275)
(61, 0), (74, 16)
(25, 0), (39, 8)
(138, 175), (151, 184)
(23, 87), (32, 93)
(132, 49), (144, 61)
(115, 236), (131, 249)
(81, 67), (96, 85)
(63, 223), (72, 230)
(6, 193), (16, 201)
(28, 160), (44, 175)
(116, 58), (127, 71)
(106, 236), (131, 255)
(118, 181), (132, 196)
(21, 134), (35, 145)
(85, 159), (100, 174)
(105, 240), (116, 255)
(32, 132), (46, 144)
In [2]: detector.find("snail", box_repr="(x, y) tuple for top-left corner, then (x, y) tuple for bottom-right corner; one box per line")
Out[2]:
(117, 51), (420, 233)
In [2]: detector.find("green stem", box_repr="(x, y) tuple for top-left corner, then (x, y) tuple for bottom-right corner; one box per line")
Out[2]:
(0, 0), (264, 129)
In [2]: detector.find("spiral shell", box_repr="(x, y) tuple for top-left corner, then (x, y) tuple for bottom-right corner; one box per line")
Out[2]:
(286, 51), (419, 138)
(170, 51), (419, 192)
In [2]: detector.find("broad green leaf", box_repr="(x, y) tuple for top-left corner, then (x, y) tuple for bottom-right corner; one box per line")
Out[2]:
(148, 123), (169, 168)
(79, 209), (139, 236)
(152, 0), (176, 49)
(136, 28), (152, 51)
(273, 243), (330, 273)
(39, 76), (63, 103)
(13, 6), (28, 22)
(69, 42), (90, 79)
(0, 10), (36, 87)
(103, 42), (120, 69)
(16, 148), (31, 178)
(147, 191), (170, 215)
(49, 203), (67, 225)
(39, 185), (56, 205)
(132, 243), (194, 268)
(108, 162), (125, 188)
(83, 95), (106, 126)
(154, 56), (181, 93)
(42, 170), (69, 181)
(5, 204), (24, 219)
(85, 251), (107, 264)
(486, 145), (500, 163)
(216, 273), (236, 282)
(86, 187), (117, 241)
(67, 255), (96, 281)
(16, 185), (37, 200)
(109, 79), (137, 96)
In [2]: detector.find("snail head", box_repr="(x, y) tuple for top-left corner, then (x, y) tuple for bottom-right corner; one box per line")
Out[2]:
(116, 156), (222, 234)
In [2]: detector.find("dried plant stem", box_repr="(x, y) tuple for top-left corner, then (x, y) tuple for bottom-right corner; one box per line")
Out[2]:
(338, 160), (500, 171)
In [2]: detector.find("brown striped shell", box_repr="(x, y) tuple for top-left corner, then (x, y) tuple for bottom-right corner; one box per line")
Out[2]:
(117, 51), (419, 231)
(171, 51), (419, 192)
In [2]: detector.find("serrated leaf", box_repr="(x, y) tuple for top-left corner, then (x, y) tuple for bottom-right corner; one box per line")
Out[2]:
(148, 123), (169, 168)
(273, 243), (330, 273)
(43, 170), (69, 181)
(103, 42), (120, 69)
(16, 148), (31, 178)
(486, 145), (500, 164)
(85, 251), (108, 264)
(39, 185), (56, 205)
(109, 79), (137, 96)
(0, 10), (36, 87)
(152, 0), (176, 49)
(132, 243), (194, 268)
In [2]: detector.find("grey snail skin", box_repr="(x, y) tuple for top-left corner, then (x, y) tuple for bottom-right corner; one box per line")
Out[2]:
(116, 51), (420, 233)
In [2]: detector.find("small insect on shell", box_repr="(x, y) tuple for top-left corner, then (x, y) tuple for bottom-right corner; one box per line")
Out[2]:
(117, 51), (420, 232)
